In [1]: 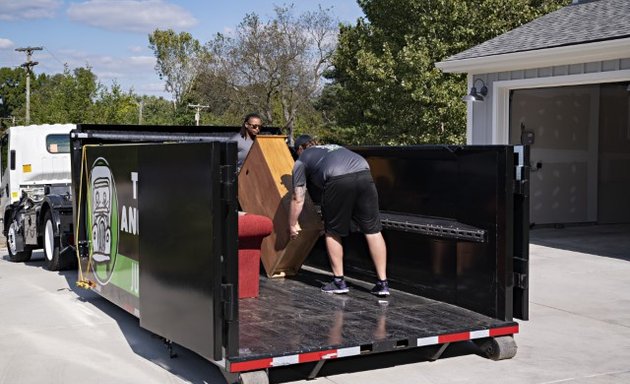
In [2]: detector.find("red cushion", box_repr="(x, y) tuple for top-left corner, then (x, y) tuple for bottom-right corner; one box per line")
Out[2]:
(238, 213), (274, 239)
(237, 213), (273, 299)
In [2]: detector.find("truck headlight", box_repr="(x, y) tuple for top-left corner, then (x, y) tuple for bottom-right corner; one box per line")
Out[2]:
(23, 186), (46, 202)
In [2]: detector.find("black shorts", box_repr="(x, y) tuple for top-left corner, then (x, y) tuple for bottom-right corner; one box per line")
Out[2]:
(321, 170), (382, 237)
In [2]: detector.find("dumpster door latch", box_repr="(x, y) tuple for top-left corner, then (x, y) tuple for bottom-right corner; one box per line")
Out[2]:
(514, 272), (528, 289)
(221, 283), (235, 321)
(512, 178), (529, 196)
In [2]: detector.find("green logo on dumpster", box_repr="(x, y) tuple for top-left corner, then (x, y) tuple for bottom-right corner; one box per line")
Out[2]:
(87, 157), (119, 285)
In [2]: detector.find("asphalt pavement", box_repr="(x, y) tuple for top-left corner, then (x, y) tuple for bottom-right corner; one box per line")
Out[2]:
(0, 225), (629, 384)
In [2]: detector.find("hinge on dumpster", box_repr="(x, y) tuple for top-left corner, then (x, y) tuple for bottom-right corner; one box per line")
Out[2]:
(512, 179), (528, 196)
(514, 272), (528, 289)
(222, 283), (235, 321)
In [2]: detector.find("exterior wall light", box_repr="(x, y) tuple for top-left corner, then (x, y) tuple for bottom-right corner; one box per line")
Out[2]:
(462, 78), (488, 102)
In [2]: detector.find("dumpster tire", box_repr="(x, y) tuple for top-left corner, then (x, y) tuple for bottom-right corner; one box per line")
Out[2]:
(7, 221), (32, 262)
(238, 370), (269, 384)
(476, 335), (517, 361)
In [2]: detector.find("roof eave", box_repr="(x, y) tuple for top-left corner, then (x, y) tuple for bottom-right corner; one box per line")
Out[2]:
(435, 37), (630, 74)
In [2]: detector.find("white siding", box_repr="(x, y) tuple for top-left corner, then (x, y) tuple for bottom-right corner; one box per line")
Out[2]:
(469, 58), (630, 145)
(467, 58), (630, 224)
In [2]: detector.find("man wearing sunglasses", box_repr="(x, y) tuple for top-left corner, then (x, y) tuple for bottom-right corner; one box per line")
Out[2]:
(233, 112), (263, 170)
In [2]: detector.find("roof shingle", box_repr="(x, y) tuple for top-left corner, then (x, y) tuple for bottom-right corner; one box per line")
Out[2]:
(444, 0), (630, 62)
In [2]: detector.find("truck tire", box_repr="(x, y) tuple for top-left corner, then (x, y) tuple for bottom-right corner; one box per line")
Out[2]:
(475, 335), (518, 361)
(7, 221), (32, 262)
(43, 210), (73, 271)
(238, 370), (269, 384)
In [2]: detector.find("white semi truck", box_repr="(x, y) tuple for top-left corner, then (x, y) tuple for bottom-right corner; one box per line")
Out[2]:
(1, 124), (76, 270)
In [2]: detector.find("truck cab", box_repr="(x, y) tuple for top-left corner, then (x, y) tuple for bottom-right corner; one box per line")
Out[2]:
(1, 124), (76, 269)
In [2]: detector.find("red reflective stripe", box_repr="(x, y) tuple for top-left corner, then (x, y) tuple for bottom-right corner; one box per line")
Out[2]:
(438, 332), (470, 343)
(489, 325), (519, 337)
(229, 323), (520, 373)
(229, 358), (273, 373)
(299, 349), (337, 363)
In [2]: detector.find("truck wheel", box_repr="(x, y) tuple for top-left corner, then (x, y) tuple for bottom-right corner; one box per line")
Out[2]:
(238, 370), (269, 384)
(7, 221), (32, 262)
(476, 335), (518, 361)
(43, 210), (71, 271)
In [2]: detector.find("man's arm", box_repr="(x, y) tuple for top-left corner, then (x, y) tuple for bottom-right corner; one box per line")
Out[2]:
(289, 185), (306, 239)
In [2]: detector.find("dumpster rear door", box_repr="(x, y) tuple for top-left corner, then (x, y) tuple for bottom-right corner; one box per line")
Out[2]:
(135, 142), (237, 361)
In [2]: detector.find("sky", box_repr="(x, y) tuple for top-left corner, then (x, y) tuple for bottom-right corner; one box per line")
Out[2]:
(0, 0), (365, 99)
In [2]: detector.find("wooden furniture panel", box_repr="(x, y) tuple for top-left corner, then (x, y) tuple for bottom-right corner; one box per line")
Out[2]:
(238, 136), (323, 277)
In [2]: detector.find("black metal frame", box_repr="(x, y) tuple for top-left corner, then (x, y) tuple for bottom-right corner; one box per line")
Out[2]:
(70, 124), (242, 361)
(68, 126), (529, 373)
(306, 144), (530, 322)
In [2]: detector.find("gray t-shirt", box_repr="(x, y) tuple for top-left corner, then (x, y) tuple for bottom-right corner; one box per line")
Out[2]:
(231, 132), (254, 169)
(292, 144), (369, 202)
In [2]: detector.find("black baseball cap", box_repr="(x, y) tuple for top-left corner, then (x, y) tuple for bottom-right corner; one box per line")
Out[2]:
(294, 134), (313, 152)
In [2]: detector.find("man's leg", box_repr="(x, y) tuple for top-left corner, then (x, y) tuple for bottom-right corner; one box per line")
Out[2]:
(325, 232), (344, 277)
(365, 232), (387, 280)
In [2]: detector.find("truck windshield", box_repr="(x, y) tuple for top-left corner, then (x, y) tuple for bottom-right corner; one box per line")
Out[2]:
(46, 134), (70, 153)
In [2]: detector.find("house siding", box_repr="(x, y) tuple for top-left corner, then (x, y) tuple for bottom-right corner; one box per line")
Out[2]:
(470, 57), (630, 145)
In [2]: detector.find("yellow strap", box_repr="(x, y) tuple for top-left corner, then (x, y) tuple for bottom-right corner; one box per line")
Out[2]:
(75, 145), (95, 289)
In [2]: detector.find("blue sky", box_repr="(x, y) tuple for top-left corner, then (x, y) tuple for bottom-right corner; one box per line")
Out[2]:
(0, 0), (364, 99)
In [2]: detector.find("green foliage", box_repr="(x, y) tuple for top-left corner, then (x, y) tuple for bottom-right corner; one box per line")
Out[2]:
(0, 64), (181, 127)
(140, 96), (178, 125)
(29, 65), (99, 124)
(202, 5), (338, 143)
(322, 0), (571, 145)
(0, 67), (27, 125)
(91, 82), (138, 124)
(1, 1), (571, 135)
(148, 29), (211, 106)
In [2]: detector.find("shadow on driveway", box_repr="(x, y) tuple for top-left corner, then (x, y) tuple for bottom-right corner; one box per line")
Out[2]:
(529, 223), (630, 261)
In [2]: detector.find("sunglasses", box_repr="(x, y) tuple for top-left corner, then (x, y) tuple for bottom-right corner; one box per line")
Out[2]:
(247, 123), (263, 129)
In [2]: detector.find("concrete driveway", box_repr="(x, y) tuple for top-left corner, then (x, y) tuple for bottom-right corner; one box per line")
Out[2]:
(0, 225), (629, 383)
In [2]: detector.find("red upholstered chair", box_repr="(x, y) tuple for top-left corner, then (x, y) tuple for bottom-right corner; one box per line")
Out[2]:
(237, 213), (273, 298)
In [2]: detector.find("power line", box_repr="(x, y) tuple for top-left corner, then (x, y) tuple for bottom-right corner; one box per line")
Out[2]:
(15, 46), (43, 125)
(43, 47), (67, 68)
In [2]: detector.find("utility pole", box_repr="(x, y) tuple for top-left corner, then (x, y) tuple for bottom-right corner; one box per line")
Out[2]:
(135, 98), (144, 125)
(15, 46), (42, 125)
(188, 104), (209, 126)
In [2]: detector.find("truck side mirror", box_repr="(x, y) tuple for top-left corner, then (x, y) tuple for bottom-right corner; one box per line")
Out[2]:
(10, 150), (15, 170)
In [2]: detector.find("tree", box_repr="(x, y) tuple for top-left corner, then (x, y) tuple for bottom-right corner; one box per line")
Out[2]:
(0, 67), (27, 127)
(203, 5), (337, 144)
(29, 65), (99, 124)
(321, 0), (571, 145)
(139, 95), (178, 125)
(90, 82), (139, 124)
(149, 29), (211, 107)
(1, 64), (186, 127)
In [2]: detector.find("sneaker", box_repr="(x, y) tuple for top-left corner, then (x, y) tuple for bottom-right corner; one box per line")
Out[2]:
(321, 278), (349, 294)
(371, 280), (390, 297)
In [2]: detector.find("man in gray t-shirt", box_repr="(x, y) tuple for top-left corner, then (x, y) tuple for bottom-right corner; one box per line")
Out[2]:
(292, 144), (369, 204)
(288, 135), (390, 297)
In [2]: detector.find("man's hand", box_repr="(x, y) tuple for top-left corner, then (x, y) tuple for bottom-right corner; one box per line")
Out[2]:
(289, 185), (306, 240)
(289, 222), (302, 239)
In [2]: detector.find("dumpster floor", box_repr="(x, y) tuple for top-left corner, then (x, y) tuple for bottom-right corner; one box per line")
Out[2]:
(235, 267), (516, 361)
